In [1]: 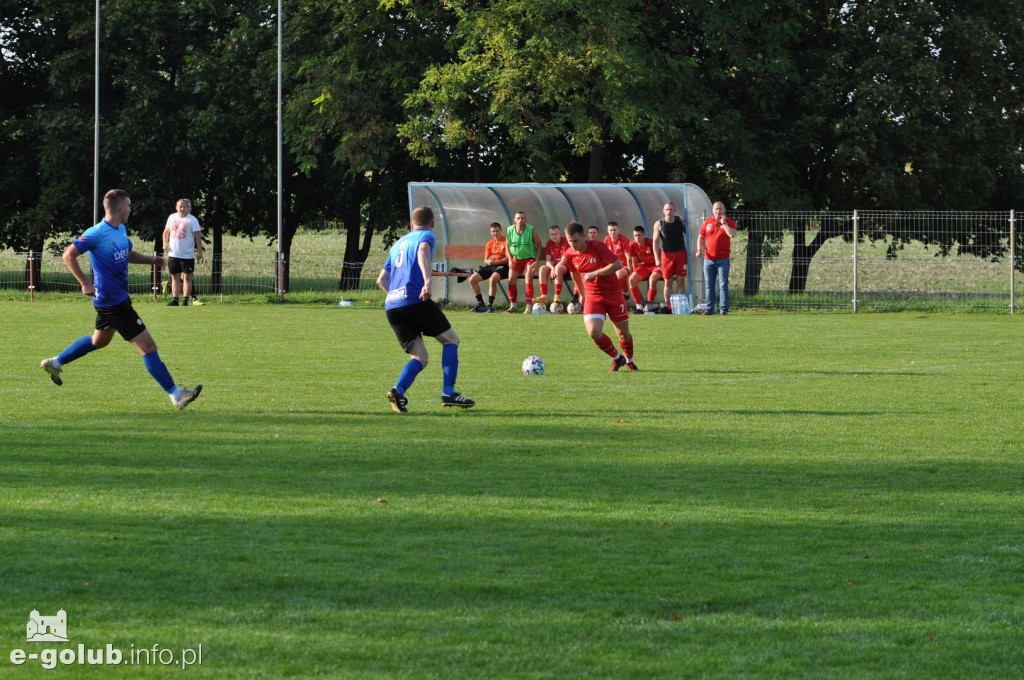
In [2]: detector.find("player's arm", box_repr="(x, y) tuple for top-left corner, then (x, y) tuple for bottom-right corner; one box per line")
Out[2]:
(62, 243), (95, 296)
(128, 250), (164, 268)
(162, 227), (170, 254)
(584, 258), (621, 281)
(696, 229), (706, 259)
(417, 241), (433, 300)
(376, 267), (390, 293)
(193, 230), (204, 261)
(651, 221), (663, 265)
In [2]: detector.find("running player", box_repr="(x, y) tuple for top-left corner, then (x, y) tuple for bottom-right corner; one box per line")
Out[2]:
(40, 189), (202, 409)
(377, 206), (475, 412)
(558, 222), (637, 371)
(627, 225), (663, 313)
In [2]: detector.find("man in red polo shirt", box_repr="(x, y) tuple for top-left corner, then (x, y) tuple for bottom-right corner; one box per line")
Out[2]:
(696, 201), (738, 315)
(558, 222), (637, 371)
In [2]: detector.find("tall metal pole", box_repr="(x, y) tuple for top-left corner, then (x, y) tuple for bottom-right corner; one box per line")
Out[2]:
(93, 0), (100, 222)
(1010, 209), (1016, 314)
(276, 0), (284, 300)
(852, 210), (859, 313)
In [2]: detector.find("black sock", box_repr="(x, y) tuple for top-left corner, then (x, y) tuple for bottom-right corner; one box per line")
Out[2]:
(476, 294), (483, 304)
(488, 296), (495, 305)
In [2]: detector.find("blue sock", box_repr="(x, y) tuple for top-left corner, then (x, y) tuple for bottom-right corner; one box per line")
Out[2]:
(395, 358), (424, 395)
(441, 343), (459, 396)
(142, 352), (177, 393)
(57, 336), (97, 365)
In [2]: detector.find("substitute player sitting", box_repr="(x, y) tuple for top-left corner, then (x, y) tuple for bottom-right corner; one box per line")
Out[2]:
(604, 221), (632, 297)
(467, 222), (509, 313)
(558, 222), (638, 372)
(627, 225), (663, 313)
(504, 211), (543, 313)
(538, 225), (570, 308)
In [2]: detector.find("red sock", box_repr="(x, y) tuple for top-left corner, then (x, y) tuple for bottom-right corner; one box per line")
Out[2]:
(540, 283), (548, 298)
(647, 288), (658, 302)
(525, 283), (534, 302)
(630, 286), (642, 306)
(595, 334), (618, 358)
(509, 283), (518, 304)
(554, 282), (562, 297)
(619, 336), (634, 360)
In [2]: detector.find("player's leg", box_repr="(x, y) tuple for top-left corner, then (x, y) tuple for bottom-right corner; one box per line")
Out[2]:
(648, 271), (662, 304)
(40, 327), (115, 386)
(505, 264), (521, 312)
(433, 325), (474, 408)
(627, 270), (644, 309)
(539, 264), (551, 303)
(524, 260), (537, 308)
(183, 270), (194, 302)
(703, 258), (717, 314)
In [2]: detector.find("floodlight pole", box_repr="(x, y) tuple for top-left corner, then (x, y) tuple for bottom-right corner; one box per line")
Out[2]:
(852, 210), (859, 313)
(1010, 210), (1016, 315)
(276, 0), (285, 301)
(93, 0), (100, 222)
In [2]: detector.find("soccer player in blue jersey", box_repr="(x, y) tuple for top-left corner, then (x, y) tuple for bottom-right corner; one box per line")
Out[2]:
(376, 206), (474, 413)
(40, 189), (202, 410)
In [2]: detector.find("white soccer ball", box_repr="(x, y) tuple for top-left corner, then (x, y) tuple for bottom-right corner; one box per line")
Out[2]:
(566, 301), (583, 315)
(522, 355), (545, 375)
(532, 302), (548, 314)
(549, 301), (565, 314)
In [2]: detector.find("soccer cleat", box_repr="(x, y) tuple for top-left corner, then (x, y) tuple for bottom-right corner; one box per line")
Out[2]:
(441, 392), (475, 408)
(182, 298), (189, 306)
(625, 360), (639, 372)
(191, 299), (204, 306)
(610, 355), (627, 372)
(503, 305), (518, 314)
(387, 388), (408, 413)
(167, 299), (179, 306)
(472, 302), (489, 313)
(172, 384), (202, 410)
(41, 357), (63, 386)
(484, 305), (495, 313)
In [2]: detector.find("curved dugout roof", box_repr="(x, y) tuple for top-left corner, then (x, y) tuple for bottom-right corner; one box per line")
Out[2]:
(408, 183), (713, 305)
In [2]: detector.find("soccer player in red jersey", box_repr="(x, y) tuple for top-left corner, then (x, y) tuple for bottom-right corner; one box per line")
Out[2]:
(627, 225), (663, 312)
(558, 222), (637, 371)
(604, 222), (632, 297)
(539, 225), (570, 307)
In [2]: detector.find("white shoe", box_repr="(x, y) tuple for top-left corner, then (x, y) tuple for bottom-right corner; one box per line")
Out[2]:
(172, 384), (203, 410)
(41, 357), (63, 386)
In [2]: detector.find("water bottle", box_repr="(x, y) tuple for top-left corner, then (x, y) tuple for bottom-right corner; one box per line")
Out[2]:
(670, 294), (690, 315)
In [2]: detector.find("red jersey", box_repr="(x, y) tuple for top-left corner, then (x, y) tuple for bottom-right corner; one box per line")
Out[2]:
(699, 217), (737, 260)
(604, 234), (631, 266)
(562, 240), (623, 299)
(628, 239), (656, 267)
(545, 238), (569, 263)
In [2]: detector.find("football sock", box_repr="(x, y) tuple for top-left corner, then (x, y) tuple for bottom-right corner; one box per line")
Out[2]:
(57, 335), (96, 365)
(142, 351), (177, 393)
(396, 358), (424, 395)
(595, 334), (618, 358)
(525, 283), (534, 302)
(630, 286), (642, 306)
(488, 296), (495, 306)
(508, 283), (518, 304)
(540, 283), (548, 298)
(555, 283), (562, 297)
(647, 289), (658, 302)
(441, 343), (459, 396)
(475, 294), (484, 304)
(619, 336), (634, 360)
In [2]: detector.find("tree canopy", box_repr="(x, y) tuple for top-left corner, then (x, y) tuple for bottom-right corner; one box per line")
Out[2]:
(3, 0), (1023, 285)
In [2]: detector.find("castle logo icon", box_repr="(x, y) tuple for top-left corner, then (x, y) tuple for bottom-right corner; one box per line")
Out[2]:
(26, 609), (68, 643)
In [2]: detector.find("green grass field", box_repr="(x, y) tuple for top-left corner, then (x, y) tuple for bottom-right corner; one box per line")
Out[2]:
(2, 301), (1023, 678)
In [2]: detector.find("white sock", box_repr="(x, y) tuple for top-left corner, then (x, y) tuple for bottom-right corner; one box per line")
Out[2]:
(169, 386), (182, 401)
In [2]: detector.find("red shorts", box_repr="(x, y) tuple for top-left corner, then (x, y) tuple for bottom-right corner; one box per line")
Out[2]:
(583, 294), (630, 323)
(633, 264), (659, 280)
(509, 256), (536, 275)
(660, 250), (688, 279)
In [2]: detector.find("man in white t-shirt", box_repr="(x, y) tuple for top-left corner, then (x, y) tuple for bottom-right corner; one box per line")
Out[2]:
(162, 198), (203, 306)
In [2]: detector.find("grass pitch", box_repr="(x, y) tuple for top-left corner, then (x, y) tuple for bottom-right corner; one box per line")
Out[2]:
(1, 301), (1023, 678)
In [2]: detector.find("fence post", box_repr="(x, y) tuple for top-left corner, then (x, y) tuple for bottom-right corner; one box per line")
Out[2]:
(852, 210), (859, 313)
(28, 250), (35, 302)
(1011, 209), (1016, 315)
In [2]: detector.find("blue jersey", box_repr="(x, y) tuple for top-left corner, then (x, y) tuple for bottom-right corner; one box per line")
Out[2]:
(383, 228), (435, 310)
(71, 220), (133, 308)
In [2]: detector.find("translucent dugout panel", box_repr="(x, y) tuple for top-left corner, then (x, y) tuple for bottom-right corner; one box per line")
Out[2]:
(408, 183), (712, 305)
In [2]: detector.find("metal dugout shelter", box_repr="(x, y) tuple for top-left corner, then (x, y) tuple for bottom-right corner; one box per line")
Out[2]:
(408, 183), (713, 306)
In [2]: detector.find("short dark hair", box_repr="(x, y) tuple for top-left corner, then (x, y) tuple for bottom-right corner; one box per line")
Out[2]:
(103, 189), (130, 210)
(607, 221), (619, 228)
(566, 222), (585, 237)
(633, 225), (645, 234)
(489, 222), (502, 230)
(411, 206), (434, 226)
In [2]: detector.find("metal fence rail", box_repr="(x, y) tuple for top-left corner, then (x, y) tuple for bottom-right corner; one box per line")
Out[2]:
(2, 211), (1020, 312)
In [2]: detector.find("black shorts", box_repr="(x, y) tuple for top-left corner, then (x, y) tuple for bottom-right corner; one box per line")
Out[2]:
(95, 298), (147, 341)
(476, 264), (509, 280)
(386, 301), (453, 354)
(168, 257), (195, 275)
